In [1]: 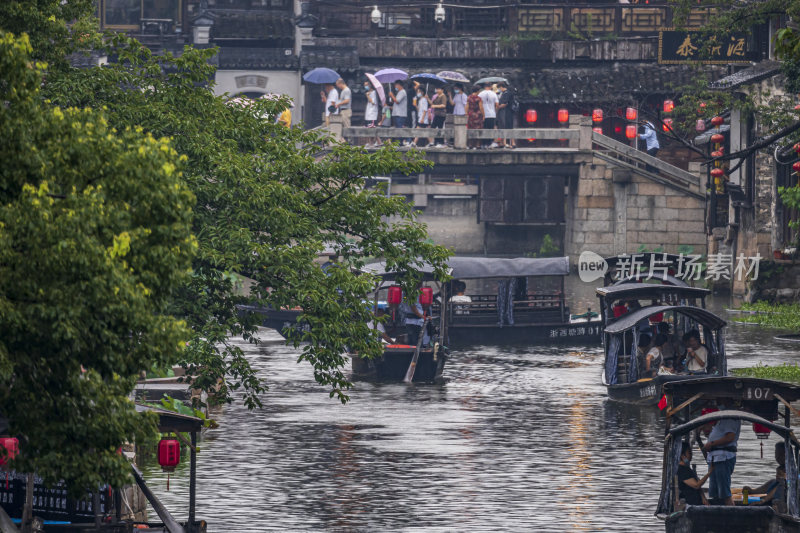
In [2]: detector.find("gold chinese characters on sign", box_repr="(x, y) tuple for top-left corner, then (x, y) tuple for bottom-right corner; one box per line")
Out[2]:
(659, 30), (751, 64)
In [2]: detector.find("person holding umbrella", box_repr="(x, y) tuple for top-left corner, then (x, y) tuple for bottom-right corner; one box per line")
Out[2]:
(363, 78), (381, 147)
(389, 80), (409, 144)
(430, 85), (447, 147)
(478, 82), (499, 148)
(448, 84), (467, 117)
(497, 82), (516, 149)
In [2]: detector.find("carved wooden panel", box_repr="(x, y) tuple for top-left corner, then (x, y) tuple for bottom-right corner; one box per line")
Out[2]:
(621, 7), (666, 33)
(517, 7), (562, 33)
(570, 8), (615, 33)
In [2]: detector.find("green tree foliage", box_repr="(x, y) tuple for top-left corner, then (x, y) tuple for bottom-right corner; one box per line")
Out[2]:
(43, 34), (450, 408)
(0, 32), (196, 490)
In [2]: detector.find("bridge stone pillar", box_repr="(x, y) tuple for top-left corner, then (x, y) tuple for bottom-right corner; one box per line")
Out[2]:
(328, 114), (344, 142)
(453, 114), (467, 149)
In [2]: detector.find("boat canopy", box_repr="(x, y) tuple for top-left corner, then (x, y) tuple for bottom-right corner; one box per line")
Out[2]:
(604, 305), (725, 334)
(611, 273), (688, 287)
(596, 283), (709, 302)
(360, 261), (445, 281)
(669, 410), (795, 440)
(448, 256), (569, 279)
(664, 377), (800, 405)
(658, 410), (800, 517)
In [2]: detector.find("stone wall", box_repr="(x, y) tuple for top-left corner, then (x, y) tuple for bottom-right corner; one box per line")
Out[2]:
(567, 161), (707, 258)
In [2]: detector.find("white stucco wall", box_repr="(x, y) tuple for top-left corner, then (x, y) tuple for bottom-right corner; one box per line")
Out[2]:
(214, 70), (303, 124)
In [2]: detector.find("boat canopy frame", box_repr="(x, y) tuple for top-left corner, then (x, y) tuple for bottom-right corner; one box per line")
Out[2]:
(657, 409), (800, 518)
(602, 305), (726, 386)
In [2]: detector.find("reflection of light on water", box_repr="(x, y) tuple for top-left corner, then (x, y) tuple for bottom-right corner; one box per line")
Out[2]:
(558, 391), (594, 531)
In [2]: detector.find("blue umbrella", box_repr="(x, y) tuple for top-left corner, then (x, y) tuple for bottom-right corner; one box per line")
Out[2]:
(410, 72), (447, 85)
(302, 67), (341, 84)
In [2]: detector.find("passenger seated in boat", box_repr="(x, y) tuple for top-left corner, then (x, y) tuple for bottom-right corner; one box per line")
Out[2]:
(367, 308), (395, 344)
(743, 441), (787, 512)
(637, 333), (652, 373)
(682, 330), (707, 374)
(656, 323), (677, 368)
(678, 441), (711, 506)
(645, 334), (668, 377)
(450, 281), (472, 315)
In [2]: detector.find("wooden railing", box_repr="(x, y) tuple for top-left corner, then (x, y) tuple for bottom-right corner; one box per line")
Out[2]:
(330, 114), (589, 149)
(311, 1), (714, 38)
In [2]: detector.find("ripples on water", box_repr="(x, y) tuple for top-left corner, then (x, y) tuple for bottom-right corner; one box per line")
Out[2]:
(143, 300), (800, 532)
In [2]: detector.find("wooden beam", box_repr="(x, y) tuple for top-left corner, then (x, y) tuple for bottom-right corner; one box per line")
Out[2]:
(667, 392), (703, 418)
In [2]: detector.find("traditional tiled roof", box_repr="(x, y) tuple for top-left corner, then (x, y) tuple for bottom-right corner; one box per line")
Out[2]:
(217, 47), (300, 70)
(708, 60), (782, 90)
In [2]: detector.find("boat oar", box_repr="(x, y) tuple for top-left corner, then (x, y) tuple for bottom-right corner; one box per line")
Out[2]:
(403, 317), (429, 383)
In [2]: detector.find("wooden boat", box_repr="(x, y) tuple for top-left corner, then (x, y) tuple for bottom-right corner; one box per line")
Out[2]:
(355, 261), (449, 383)
(657, 378), (800, 532)
(596, 283), (727, 405)
(441, 256), (601, 346)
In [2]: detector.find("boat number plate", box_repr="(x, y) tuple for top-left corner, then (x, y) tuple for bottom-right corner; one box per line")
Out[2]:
(640, 384), (657, 398)
(744, 387), (773, 400)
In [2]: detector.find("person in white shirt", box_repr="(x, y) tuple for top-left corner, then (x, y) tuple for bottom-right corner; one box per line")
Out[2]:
(683, 330), (708, 373)
(411, 87), (430, 147)
(367, 308), (394, 343)
(478, 83), (499, 148)
(363, 79), (381, 148)
(321, 83), (339, 126)
(448, 84), (468, 116)
(450, 281), (472, 315)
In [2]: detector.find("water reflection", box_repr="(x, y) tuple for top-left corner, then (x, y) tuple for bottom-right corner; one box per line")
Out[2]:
(141, 295), (800, 532)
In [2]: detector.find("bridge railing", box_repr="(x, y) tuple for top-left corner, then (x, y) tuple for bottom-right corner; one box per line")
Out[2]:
(327, 114), (590, 150)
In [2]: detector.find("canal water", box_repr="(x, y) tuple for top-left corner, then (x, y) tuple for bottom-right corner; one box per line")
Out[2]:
(143, 296), (800, 532)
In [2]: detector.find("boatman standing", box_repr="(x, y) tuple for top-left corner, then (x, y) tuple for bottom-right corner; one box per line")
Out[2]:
(702, 406), (741, 506)
(401, 298), (425, 346)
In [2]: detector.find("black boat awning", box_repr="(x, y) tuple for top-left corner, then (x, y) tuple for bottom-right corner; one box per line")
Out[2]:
(604, 305), (725, 334)
(448, 256), (569, 279)
(596, 283), (710, 301)
(664, 376), (800, 405)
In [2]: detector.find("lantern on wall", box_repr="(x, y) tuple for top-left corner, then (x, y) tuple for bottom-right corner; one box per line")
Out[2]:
(663, 100), (674, 113)
(592, 127), (603, 135)
(625, 107), (637, 121)
(794, 143), (800, 154)
(662, 118), (673, 132)
(625, 124), (637, 140)
(418, 287), (433, 308)
(695, 119), (706, 133)
(592, 109), (603, 123)
(710, 168), (725, 178)
(698, 102), (706, 114)
(711, 116), (724, 127)
(525, 109), (538, 123)
(711, 150), (724, 158)
(557, 108), (569, 123)
(793, 161), (800, 174)
(710, 133), (725, 144)
(158, 437), (181, 491)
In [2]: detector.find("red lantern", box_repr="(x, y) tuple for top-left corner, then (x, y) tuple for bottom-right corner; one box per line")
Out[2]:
(663, 100), (674, 113)
(387, 285), (403, 306)
(711, 116), (724, 127)
(625, 124), (637, 140)
(625, 107), (637, 121)
(794, 104), (800, 111)
(0, 438), (18, 468)
(698, 102), (706, 114)
(753, 423), (771, 439)
(793, 161), (800, 174)
(418, 287), (433, 308)
(157, 438), (180, 473)
(710, 133), (725, 144)
(662, 118), (673, 132)
(592, 127), (603, 135)
(710, 168), (725, 178)
(711, 150), (723, 158)
(695, 119), (706, 132)
(557, 108), (569, 123)
(592, 109), (603, 122)
(794, 143), (800, 153)
(525, 109), (537, 123)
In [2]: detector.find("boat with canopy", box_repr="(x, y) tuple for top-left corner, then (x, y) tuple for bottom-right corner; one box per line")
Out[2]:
(442, 256), (601, 346)
(597, 283), (726, 404)
(657, 377), (800, 532)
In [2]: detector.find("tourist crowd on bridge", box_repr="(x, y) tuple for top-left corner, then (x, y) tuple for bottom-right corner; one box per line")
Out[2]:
(322, 77), (519, 149)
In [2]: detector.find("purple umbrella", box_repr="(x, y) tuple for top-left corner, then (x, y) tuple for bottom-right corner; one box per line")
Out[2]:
(437, 70), (470, 83)
(365, 73), (386, 106)
(374, 68), (408, 84)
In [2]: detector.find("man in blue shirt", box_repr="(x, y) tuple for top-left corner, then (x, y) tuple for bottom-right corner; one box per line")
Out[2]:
(400, 300), (425, 346)
(702, 413), (741, 506)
